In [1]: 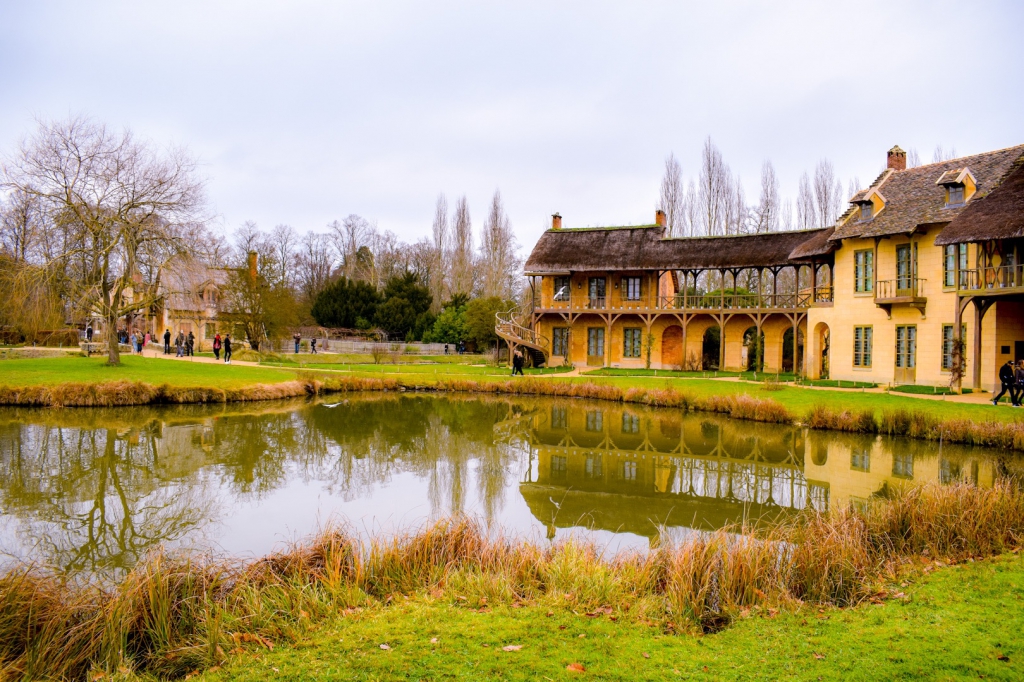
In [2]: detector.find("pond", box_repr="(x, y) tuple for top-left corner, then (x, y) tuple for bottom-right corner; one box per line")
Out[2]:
(0, 394), (1013, 578)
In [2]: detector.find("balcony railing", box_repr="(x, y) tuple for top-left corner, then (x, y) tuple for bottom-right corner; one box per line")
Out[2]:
(533, 290), (830, 312)
(875, 278), (926, 301)
(957, 265), (1024, 293)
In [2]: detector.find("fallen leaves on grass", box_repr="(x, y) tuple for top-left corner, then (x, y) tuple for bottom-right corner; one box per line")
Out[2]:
(502, 645), (523, 652)
(566, 662), (586, 673)
(379, 644), (391, 651)
(813, 653), (825, 660)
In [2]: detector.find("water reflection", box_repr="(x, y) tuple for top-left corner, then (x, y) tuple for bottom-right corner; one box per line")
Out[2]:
(0, 396), (1012, 577)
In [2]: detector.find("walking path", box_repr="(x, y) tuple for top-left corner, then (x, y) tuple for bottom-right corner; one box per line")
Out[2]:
(139, 347), (260, 367)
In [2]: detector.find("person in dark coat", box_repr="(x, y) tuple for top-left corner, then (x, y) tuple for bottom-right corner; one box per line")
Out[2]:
(310, 338), (317, 354)
(294, 332), (301, 354)
(163, 328), (171, 354)
(994, 360), (1016, 405)
(1014, 361), (1024, 407)
(86, 324), (93, 342)
(223, 334), (232, 363)
(187, 331), (195, 357)
(511, 349), (525, 376)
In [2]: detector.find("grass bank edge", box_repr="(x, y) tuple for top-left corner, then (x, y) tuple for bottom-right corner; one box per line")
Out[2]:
(3, 482), (1023, 681)
(3, 369), (1024, 452)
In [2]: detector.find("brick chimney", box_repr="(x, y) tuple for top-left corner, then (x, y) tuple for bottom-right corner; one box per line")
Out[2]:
(655, 209), (666, 227)
(887, 145), (907, 171)
(551, 213), (562, 230)
(247, 251), (258, 280)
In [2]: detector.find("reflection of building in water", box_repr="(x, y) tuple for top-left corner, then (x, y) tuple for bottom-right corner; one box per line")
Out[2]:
(518, 404), (999, 540)
(520, 405), (810, 540)
(804, 434), (995, 510)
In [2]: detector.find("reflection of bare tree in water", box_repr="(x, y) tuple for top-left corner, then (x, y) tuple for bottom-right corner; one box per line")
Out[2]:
(0, 426), (215, 577)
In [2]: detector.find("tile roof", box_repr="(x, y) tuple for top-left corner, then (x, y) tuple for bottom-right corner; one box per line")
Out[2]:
(935, 157), (1024, 245)
(830, 145), (1024, 241)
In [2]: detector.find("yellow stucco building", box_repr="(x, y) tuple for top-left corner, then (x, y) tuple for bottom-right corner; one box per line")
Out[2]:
(502, 143), (1024, 393)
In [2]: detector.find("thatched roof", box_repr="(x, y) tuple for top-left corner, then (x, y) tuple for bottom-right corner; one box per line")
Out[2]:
(523, 226), (833, 274)
(831, 145), (1024, 241)
(935, 157), (1024, 245)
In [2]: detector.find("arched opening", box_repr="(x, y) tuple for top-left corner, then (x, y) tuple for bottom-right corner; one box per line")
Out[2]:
(742, 326), (765, 372)
(782, 327), (805, 373)
(661, 325), (683, 369)
(702, 325), (721, 370)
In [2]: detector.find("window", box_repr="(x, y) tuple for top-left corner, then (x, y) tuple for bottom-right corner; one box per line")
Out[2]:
(553, 276), (571, 302)
(588, 278), (606, 307)
(896, 325), (917, 369)
(205, 324), (217, 340)
(551, 455), (567, 479)
(552, 327), (569, 357)
(948, 185), (965, 206)
(860, 202), (873, 221)
(896, 244), (915, 292)
(622, 276), (642, 301)
(621, 413), (639, 434)
(587, 328), (604, 358)
(585, 455), (603, 479)
(941, 324), (966, 371)
(851, 448), (870, 472)
(942, 245), (969, 288)
(853, 326), (872, 367)
(623, 328), (642, 358)
(585, 410), (603, 432)
(854, 250), (873, 293)
(550, 406), (567, 429)
(622, 460), (638, 481)
(892, 452), (914, 479)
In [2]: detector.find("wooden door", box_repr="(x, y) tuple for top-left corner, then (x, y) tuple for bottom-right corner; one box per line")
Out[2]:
(661, 326), (683, 368)
(895, 325), (917, 384)
(587, 328), (605, 366)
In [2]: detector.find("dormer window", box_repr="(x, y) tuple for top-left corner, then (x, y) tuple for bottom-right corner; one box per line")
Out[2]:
(859, 203), (874, 222)
(948, 185), (965, 206)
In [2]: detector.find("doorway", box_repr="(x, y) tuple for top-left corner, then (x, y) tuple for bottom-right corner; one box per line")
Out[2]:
(895, 325), (917, 384)
(587, 327), (605, 366)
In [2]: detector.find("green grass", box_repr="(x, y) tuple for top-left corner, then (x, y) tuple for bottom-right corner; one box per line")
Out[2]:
(0, 354), (299, 389)
(583, 367), (797, 381)
(890, 384), (960, 395)
(199, 553), (1024, 681)
(796, 378), (878, 389)
(272, 362), (571, 376)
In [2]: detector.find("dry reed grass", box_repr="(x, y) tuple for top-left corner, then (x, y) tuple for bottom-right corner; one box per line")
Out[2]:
(806, 404), (878, 433)
(2, 483), (1021, 679)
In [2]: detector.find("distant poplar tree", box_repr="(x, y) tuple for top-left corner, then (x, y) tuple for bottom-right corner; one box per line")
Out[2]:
(478, 190), (520, 300)
(658, 153), (686, 236)
(450, 195), (474, 298)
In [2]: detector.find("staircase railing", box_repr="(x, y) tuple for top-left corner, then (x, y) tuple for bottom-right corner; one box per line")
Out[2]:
(495, 306), (550, 353)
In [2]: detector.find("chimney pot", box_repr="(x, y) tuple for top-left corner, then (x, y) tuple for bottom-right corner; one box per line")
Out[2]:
(655, 209), (666, 227)
(887, 145), (907, 171)
(247, 251), (258, 280)
(551, 213), (562, 230)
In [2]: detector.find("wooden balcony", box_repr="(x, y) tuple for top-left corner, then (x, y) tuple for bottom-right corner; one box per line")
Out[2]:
(874, 278), (927, 316)
(956, 265), (1024, 296)
(530, 289), (830, 315)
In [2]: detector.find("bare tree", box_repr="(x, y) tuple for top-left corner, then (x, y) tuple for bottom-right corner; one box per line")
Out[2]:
(932, 145), (959, 163)
(269, 223), (298, 289)
(796, 172), (815, 230)
(0, 188), (42, 262)
(1, 116), (207, 364)
(478, 189), (520, 300)
(906, 148), (921, 168)
(813, 159), (844, 227)
(697, 137), (730, 236)
(329, 214), (371, 281)
(429, 193), (450, 311)
(780, 198), (794, 231)
(658, 153), (685, 237)
(450, 195), (474, 297)
(296, 231), (334, 308)
(750, 160), (779, 233)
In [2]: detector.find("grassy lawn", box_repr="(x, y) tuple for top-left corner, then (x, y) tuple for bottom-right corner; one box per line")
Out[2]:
(200, 553), (1024, 681)
(583, 368), (797, 381)
(292, 363), (571, 376)
(0, 354), (299, 388)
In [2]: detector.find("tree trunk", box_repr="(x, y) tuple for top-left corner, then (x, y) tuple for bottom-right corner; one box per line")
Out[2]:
(106, 310), (121, 365)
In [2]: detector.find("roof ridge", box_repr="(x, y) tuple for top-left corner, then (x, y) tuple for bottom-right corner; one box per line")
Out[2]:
(898, 143), (1024, 172)
(664, 227), (829, 241)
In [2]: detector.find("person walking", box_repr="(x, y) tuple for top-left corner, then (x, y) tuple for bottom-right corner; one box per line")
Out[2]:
(310, 337), (317, 354)
(223, 334), (232, 364)
(294, 332), (301, 354)
(444, 343), (449, 355)
(213, 333), (222, 361)
(511, 349), (524, 376)
(163, 328), (171, 354)
(1014, 360), (1024, 407)
(175, 331), (184, 357)
(993, 359), (1016, 405)
(186, 331), (195, 357)
(86, 324), (93, 342)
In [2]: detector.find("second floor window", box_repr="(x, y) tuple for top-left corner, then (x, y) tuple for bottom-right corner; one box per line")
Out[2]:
(553, 276), (570, 301)
(948, 185), (965, 206)
(589, 277), (606, 303)
(943, 244), (968, 288)
(860, 202), (873, 221)
(622, 276), (642, 301)
(854, 250), (873, 293)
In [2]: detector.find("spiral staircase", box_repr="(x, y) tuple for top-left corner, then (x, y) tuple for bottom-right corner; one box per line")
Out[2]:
(495, 306), (549, 367)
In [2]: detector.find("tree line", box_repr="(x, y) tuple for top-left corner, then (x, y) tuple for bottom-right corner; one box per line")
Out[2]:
(0, 116), (523, 362)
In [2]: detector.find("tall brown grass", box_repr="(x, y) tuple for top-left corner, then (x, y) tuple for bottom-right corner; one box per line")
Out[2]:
(806, 404), (878, 433)
(2, 483), (1021, 679)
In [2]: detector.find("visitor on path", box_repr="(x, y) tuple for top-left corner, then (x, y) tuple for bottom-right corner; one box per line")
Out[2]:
(175, 331), (184, 357)
(994, 360), (1016, 405)
(86, 324), (93, 342)
(444, 343), (449, 355)
(213, 333), (222, 361)
(129, 332), (136, 353)
(186, 331), (195, 357)
(511, 349), (524, 376)
(223, 334), (232, 364)
(163, 329), (171, 354)
(310, 338), (317, 354)
(1015, 361), (1024, 408)
(294, 332), (301, 354)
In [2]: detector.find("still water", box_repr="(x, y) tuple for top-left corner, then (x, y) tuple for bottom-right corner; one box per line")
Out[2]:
(0, 394), (1013, 577)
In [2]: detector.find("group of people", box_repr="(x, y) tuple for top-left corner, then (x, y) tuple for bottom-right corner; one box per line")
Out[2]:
(443, 341), (467, 355)
(993, 359), (1024, 406)
(163, 329), (196, 357)
(292, 333), (317, 354)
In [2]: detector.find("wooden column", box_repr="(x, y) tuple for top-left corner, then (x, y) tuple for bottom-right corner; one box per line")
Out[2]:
(973, 299), (984, 390)
(954, 295), (964, 393)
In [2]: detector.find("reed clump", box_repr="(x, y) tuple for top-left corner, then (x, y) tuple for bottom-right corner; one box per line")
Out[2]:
(3, 483), (1021, 679)
(805, 404), (878, 432)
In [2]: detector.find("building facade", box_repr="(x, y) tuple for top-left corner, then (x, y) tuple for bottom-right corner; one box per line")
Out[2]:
(505, 143), (1024, 393)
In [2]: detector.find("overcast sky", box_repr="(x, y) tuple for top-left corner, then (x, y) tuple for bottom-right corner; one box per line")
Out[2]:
(1, 1), (1021, 250)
